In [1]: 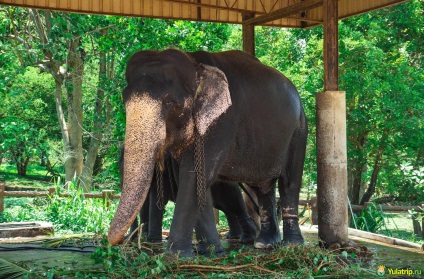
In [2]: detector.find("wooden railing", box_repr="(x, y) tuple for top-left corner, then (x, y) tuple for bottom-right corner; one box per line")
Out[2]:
(0, 182), (120, 212)
(1, 181), (422, 214)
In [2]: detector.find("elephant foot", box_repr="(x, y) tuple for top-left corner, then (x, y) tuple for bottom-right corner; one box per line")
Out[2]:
(224, 230), (241, 240)
(166, 246), (194, 258)
(195, 241), (225, 257)
(238, 216), (257, 244)
(167, 239), (195, 258)
(147, 235), (163, 243)
(282, 217), (304, 246)
(253, 231), (281, 249)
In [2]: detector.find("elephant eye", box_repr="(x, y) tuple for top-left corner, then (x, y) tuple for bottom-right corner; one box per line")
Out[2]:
(163, 96), (176, 107)
(165, 101), (175, 107)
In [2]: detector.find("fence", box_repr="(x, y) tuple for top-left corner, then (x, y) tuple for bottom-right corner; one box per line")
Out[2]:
(0, 182), (120, 213)
(1, 180), (422, 217)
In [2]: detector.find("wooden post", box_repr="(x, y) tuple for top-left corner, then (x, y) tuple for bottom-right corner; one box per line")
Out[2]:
(48, 187), (56, 196)
(214, 208), (220, 224)
(310, 196), (318, 225)
(0, 182), (5, 213)
(242, 12), (255, 56)
(323, 0), (338, 91)
(102, 190), (114, 208)
(316, 0), (348, 248)
(411, 212), (422, 237)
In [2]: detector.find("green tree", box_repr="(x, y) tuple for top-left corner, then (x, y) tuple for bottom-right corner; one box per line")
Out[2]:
(339, 0), (424, 204)
(0, 67), (57, 175)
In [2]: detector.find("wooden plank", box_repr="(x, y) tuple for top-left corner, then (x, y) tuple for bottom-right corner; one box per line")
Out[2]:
(242, 0), (323, 25)
(349, 228), (424, 250)
(323, 0), (338, 91)
(242, 12), (255, 56)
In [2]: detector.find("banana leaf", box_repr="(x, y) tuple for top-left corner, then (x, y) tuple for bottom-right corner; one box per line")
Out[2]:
(0, 258), (29, 279)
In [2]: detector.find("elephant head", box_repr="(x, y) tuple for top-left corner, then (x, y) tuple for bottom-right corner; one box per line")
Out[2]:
(108, 49), (232, 245)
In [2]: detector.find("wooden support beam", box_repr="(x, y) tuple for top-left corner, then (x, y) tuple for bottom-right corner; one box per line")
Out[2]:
(242, 12), (255, 56)
(242, 0), (323, 26)
(323, 0), (338, 90)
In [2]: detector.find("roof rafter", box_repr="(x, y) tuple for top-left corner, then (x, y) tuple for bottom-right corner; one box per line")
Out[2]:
(164, 0), (267, 15)
(243, 0), (323, 25)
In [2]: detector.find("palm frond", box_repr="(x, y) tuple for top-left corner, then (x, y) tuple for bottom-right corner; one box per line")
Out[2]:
(0, 258), (29, 279)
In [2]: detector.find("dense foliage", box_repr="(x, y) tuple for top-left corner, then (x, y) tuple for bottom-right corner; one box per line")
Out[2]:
(0, 0), (423, 204)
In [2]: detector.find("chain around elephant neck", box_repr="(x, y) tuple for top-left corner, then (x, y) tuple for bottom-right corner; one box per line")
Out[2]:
(155, 162), (164, 210)
(194, 128), (206, 210)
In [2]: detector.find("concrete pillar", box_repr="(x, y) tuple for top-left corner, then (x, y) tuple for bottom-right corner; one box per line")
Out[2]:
(316, 91), (348, 247)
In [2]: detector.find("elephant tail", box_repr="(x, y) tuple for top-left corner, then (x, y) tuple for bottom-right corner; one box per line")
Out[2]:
(238, 183), (260, 215)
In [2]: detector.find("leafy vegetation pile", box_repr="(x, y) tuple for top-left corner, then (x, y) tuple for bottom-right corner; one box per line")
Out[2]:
(84, 241), (369, 279)
(7, 236), (368, 279)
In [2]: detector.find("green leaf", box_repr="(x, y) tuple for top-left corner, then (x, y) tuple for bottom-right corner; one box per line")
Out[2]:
(0, 258), (29, 279)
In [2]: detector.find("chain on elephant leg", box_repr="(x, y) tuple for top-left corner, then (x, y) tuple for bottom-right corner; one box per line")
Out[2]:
(155, 163), (164, 210)
(282, 217), (304, 246)
(194, 129), (206, 210)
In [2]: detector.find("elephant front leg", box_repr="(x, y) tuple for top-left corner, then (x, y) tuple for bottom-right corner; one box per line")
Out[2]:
(147, 177), (167, 243)
(253, 183), (281, 249)
(166, 169), (198, 257)
(194, 188), (224, 257)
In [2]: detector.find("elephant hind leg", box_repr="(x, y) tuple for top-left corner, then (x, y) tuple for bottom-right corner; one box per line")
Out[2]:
(279, 111), (308, 245)
(211, 182), (257, 243)
(253, 182), (281, 249)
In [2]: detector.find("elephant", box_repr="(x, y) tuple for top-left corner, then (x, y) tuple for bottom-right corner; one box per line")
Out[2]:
(118, 146), (258, 245)
(108, 49), (308, 257)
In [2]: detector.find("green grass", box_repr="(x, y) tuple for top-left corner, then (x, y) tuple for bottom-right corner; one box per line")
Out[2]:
(0, 163), (57, 190)
(1, 181), (117, 235)
(383, 212), (424, 245)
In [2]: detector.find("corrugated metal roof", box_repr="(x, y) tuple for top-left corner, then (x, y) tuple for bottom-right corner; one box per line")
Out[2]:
(0, 0), (410, 28)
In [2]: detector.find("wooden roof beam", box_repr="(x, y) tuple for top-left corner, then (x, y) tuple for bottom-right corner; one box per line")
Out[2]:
(242, 0), (323, 26)
(164, 0), (265, 15)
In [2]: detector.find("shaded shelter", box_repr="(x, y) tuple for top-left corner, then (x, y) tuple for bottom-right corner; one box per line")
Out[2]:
(0, 0), (411, 248)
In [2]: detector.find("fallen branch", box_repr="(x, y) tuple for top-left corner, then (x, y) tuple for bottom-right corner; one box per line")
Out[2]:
(179, 263), (252, 272)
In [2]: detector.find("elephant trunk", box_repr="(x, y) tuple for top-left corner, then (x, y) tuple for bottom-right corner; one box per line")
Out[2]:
(108, 94), (166, 245)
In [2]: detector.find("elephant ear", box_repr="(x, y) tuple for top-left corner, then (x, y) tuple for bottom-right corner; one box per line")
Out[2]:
(194, 64), (232, 136)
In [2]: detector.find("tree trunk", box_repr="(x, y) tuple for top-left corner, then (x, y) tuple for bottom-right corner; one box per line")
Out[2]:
(360, 131), (389, 205)
(65, 38), (84, 184)
(349, 135), (368, 204)
(53, 78), (74, 181)
(416, 148), (423, 168)
(17, 157), (30, 176)
(80, 29), (110, 191)
(411, 213), (422, 237)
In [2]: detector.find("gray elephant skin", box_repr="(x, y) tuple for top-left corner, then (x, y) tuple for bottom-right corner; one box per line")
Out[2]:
(118, 147), (258, 247)
(109, 49), (308, 257)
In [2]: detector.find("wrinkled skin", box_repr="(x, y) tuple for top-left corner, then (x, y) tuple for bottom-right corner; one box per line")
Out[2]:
(118, 147), (257, 248)
(109, 49), (308, 257)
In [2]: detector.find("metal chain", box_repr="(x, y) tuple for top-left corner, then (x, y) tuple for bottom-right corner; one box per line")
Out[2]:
(155, 162), (164, 210)
(194, 129), (206, 210)
(166, 158), (175, 201)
